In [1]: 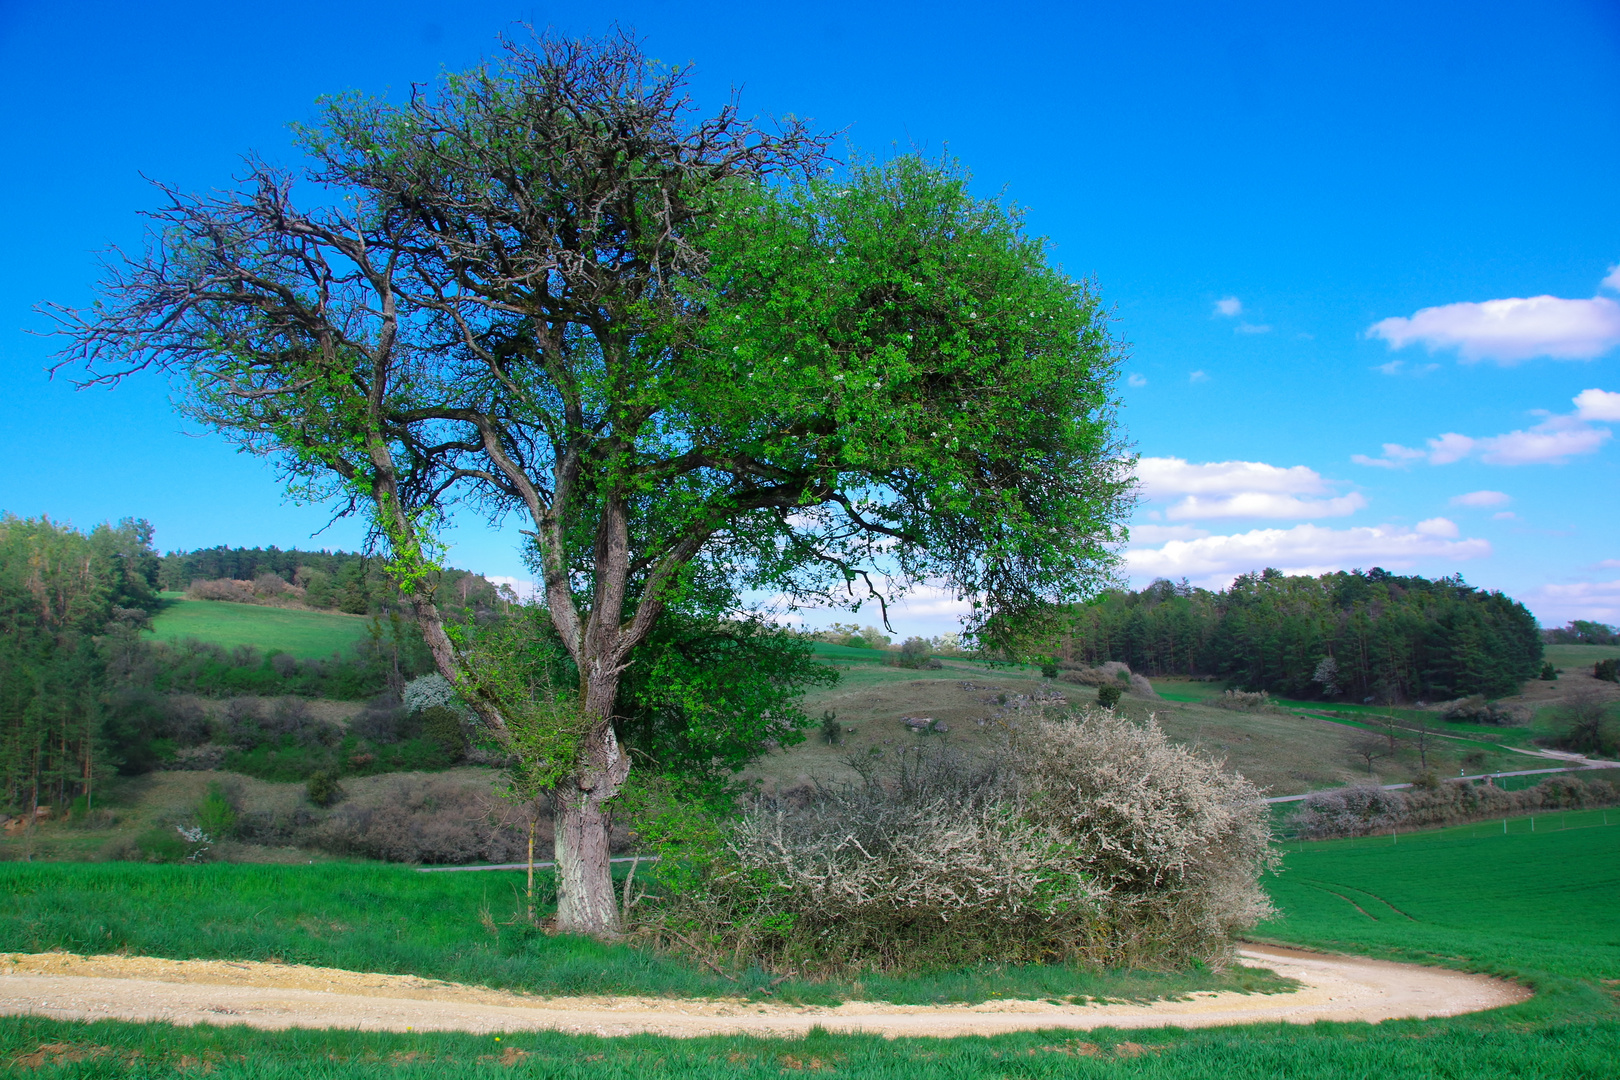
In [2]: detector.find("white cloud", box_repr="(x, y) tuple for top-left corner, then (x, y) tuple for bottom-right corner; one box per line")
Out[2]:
(1374, 359), (1438, 376)
(1415, 517), (1459, 538)
(1351, 443), (1427, 469)
(1128, 524), (1211, 544)
(1234, 322), (1272, 335)
(1189, 370), (1210, 383)
(1603, 265), (1620, 294)
(1127, 372), (1148, 388)
(1354, 392), (1614, 468)
(1573, 387), (1620, 421)
(1214, 297), (1243, 317)
(1136, 457), (1364, 523)
(1450, 490), (1511, 509)
(1523, 579), (1620, 625)
(1137, 457), (1332, 497)
(1164, 492), (1367, 520)
(1493, 511), (1517, 520)
(1125, 522), (1490, 585)
(1368, 292), (1620, 364)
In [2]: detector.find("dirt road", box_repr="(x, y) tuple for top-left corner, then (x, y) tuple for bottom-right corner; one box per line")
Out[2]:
(0, 946), (1524, 1038)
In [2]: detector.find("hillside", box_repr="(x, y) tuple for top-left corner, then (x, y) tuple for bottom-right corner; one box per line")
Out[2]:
(145, 594), (373, 659)
(746, 661), (1536, 798)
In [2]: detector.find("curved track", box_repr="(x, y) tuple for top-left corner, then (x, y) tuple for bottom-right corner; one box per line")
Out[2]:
(0, 946), (1525, 1038)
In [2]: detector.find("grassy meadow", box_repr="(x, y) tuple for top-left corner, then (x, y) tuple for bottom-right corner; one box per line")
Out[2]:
(145, 594), (373, 659)
(3, 815), (1618, 1077)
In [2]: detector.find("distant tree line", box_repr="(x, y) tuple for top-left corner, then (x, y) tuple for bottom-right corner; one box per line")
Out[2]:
(1050, 568), (1542, 702)
(158, 545), (507, 621)
(1542, 620), (1620, 646)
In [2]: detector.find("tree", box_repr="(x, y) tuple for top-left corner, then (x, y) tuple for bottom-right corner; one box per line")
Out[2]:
(1350, 733), (1392, 778)
(45, 32), (1131, 934)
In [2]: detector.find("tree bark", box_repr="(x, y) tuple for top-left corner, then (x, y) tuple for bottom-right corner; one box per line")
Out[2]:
(552, 711), (631, 934)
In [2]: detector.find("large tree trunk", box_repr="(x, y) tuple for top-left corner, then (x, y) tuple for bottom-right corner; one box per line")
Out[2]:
(552, 675), (632, 935)
(553, 783), (622, 933)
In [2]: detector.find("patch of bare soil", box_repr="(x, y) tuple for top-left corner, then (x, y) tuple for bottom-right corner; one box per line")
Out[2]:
(0, 946), (1526, 1038)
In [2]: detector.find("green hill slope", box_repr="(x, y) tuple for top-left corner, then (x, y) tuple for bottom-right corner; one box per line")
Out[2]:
(146, 595), (372, 660)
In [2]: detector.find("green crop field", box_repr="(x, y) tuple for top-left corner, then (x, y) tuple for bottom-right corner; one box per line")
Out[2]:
(145, 595), (373, 659)
(4, 816), (1618, 1076)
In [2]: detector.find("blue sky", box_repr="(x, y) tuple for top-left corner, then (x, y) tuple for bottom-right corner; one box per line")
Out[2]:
(3, 0), (1618, 636)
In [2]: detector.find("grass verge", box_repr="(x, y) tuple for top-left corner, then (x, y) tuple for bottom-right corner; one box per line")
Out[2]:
(0, 861), (1290, 1007)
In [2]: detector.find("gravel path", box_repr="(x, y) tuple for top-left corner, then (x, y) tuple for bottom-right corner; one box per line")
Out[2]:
(0, 947), (1525, 1038)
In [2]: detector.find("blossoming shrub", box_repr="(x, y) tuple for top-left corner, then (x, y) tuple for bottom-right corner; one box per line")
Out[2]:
(651, 710), (1273, 973)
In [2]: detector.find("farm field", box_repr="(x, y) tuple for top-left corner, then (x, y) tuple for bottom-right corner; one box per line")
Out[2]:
(3, 815), (1617, 1077)
(145, 594), (373, 659)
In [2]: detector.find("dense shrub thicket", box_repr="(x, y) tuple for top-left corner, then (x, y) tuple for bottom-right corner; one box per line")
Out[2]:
(1051, 568), (1542, 702)
(651, 711), (1274, 974)
(1288, 774), (1620, 839)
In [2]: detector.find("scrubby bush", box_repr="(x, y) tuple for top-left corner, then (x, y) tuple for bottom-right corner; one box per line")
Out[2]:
(1439, 695), (1524, 725)
(1207, 689), (1274, 712)
(402, 673), (463, 715)
(419, 705), (467, 760)
(306, 776), (529, 864)
(1595, 659), (1619, 683)
(1540, 662), (1558, 681)
(1096, 684), (1122, 709)
(306, 770), (344, 807)
(1290, 774), (1620, 839)
(651, 710), (1273, 974)
(1548, 692), (1619, 755)
(818, 711), (841, 746)
(195, 781), (239, 839)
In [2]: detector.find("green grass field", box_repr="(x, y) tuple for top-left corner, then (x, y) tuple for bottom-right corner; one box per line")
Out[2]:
(1544, 643), (1620, 670)
(145, 594), (373, 659)
(4, 817), (1619, 1076)
(0, 861), (1289, 1009)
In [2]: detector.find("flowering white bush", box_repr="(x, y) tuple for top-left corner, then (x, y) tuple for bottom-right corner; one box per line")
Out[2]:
(402, 673), (463, 715)
(655, 709), (1275, 973)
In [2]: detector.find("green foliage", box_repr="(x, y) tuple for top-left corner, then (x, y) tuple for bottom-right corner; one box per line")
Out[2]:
(614, 615), (837, 794)
(1545, 618), (1620, 645)
(305, 771), (344, 808)
(418, 707), (467, 761)
(0, 514), (160, 812)
(695, 156), (1132, 649)
(1039, 661), (1059, 678)
(1096, 683), (1122, 708)
(131, 827), (192, 864)
(1056, 568), (1542, 700)
(1540, 661), (1558, 680)
(818, 710), (842, 746)
(1595, 658), (1618, 683)
(195, 782), (238, 839)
